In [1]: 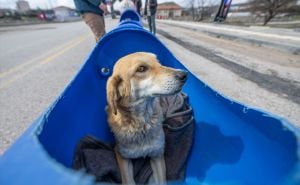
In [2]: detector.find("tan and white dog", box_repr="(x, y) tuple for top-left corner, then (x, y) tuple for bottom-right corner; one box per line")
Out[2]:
(106, 52), (188, 185)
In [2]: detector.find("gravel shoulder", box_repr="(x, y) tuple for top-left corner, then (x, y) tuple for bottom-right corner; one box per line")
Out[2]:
(154, 22), (300, 127)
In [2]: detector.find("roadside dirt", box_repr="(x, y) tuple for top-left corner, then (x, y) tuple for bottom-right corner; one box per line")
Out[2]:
(154, 22), (300, 126)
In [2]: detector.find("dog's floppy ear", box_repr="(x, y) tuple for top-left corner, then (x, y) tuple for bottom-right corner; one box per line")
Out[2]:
(118, 78), (131, 103)
(107, 75), (122, 115)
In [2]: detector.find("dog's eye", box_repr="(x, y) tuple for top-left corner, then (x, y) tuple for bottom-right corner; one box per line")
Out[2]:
(136, 65), (148, 73)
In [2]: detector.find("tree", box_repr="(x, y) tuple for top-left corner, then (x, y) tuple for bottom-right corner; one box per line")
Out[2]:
(186, 0), (213, 21)
(186, 0), (196, 20)
(196, 0), (207, 21)
(249, 0), (296, 25)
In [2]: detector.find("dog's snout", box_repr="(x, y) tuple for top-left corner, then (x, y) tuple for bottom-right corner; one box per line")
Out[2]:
(175, 71), (188, 82)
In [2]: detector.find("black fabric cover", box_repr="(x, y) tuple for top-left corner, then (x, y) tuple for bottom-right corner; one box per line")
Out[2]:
(73, 93), (194, 184)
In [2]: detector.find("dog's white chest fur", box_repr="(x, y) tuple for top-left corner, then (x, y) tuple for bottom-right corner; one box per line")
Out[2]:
(111, 97), (165, 159)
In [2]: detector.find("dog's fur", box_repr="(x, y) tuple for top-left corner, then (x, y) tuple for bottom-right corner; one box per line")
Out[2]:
(106, 52), (188, 185)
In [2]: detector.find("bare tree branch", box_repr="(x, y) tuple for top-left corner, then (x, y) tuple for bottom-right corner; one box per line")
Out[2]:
(249, 0), (296, 25)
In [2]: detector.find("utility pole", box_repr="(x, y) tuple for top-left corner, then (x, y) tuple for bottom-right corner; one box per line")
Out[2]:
(214, 0), (224, 22)
(214, 0), (232, 22)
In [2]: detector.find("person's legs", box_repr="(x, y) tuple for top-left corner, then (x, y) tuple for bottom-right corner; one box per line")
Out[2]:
(137, 7), (141, 15)
(147, 16), (152, 33)
(151, 15), (156, 35)
(82, 13), (106, 42)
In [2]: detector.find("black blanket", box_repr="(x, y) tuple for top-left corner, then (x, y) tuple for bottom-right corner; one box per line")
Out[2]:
(73, 93), (195, 184)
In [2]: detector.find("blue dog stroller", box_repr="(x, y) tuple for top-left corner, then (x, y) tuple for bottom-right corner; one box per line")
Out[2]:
(0, 10), (299, 185)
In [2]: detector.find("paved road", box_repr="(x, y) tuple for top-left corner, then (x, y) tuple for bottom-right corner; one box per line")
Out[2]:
(0, 18), (299, 155)
(0, 19), (118, 155)
(155, 20), (299, 127)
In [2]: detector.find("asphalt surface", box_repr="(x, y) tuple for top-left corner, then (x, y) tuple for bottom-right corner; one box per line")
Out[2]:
(0, 19), (117, 155)
(157, 29), (300, 104)
(155, 21), (300, 127)
(0, 18), (299, 155)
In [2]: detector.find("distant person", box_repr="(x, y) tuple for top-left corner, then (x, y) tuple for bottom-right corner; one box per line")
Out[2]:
(144, 0), (157, 35)
(120, 0), (135, 14)
(74, 0), (109, 42)
(133, 0), (142, 15)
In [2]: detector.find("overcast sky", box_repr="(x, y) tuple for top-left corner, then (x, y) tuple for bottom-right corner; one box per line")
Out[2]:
(0, 0), (248, 10)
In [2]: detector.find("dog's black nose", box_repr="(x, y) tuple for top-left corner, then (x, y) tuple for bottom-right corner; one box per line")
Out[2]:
(175, 71), (188, 82)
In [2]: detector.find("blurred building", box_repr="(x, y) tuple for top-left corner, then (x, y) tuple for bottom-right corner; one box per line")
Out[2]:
(53, 6), (79, 22)
(0, 8), (14, 18)
(16, 0), (30, 13)
(156, 2), (182, 19)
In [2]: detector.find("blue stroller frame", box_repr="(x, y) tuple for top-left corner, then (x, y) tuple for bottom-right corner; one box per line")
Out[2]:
(0, 10), (299, 185)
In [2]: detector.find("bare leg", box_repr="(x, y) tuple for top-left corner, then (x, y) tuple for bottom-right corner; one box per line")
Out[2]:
(82, 13), (106, 42)
(150, 155), (166, 185)
(115, 149), (136, 185)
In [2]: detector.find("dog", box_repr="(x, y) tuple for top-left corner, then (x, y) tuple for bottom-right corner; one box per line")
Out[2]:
(106, 52), (188, 185)
(119, 0), (135, 14)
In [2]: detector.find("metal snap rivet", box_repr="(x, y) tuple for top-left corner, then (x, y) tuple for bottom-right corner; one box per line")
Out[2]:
(100, 67), (110, 76)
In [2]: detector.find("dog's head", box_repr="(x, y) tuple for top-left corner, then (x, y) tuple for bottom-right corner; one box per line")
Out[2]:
(106, 52), (188, 115)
